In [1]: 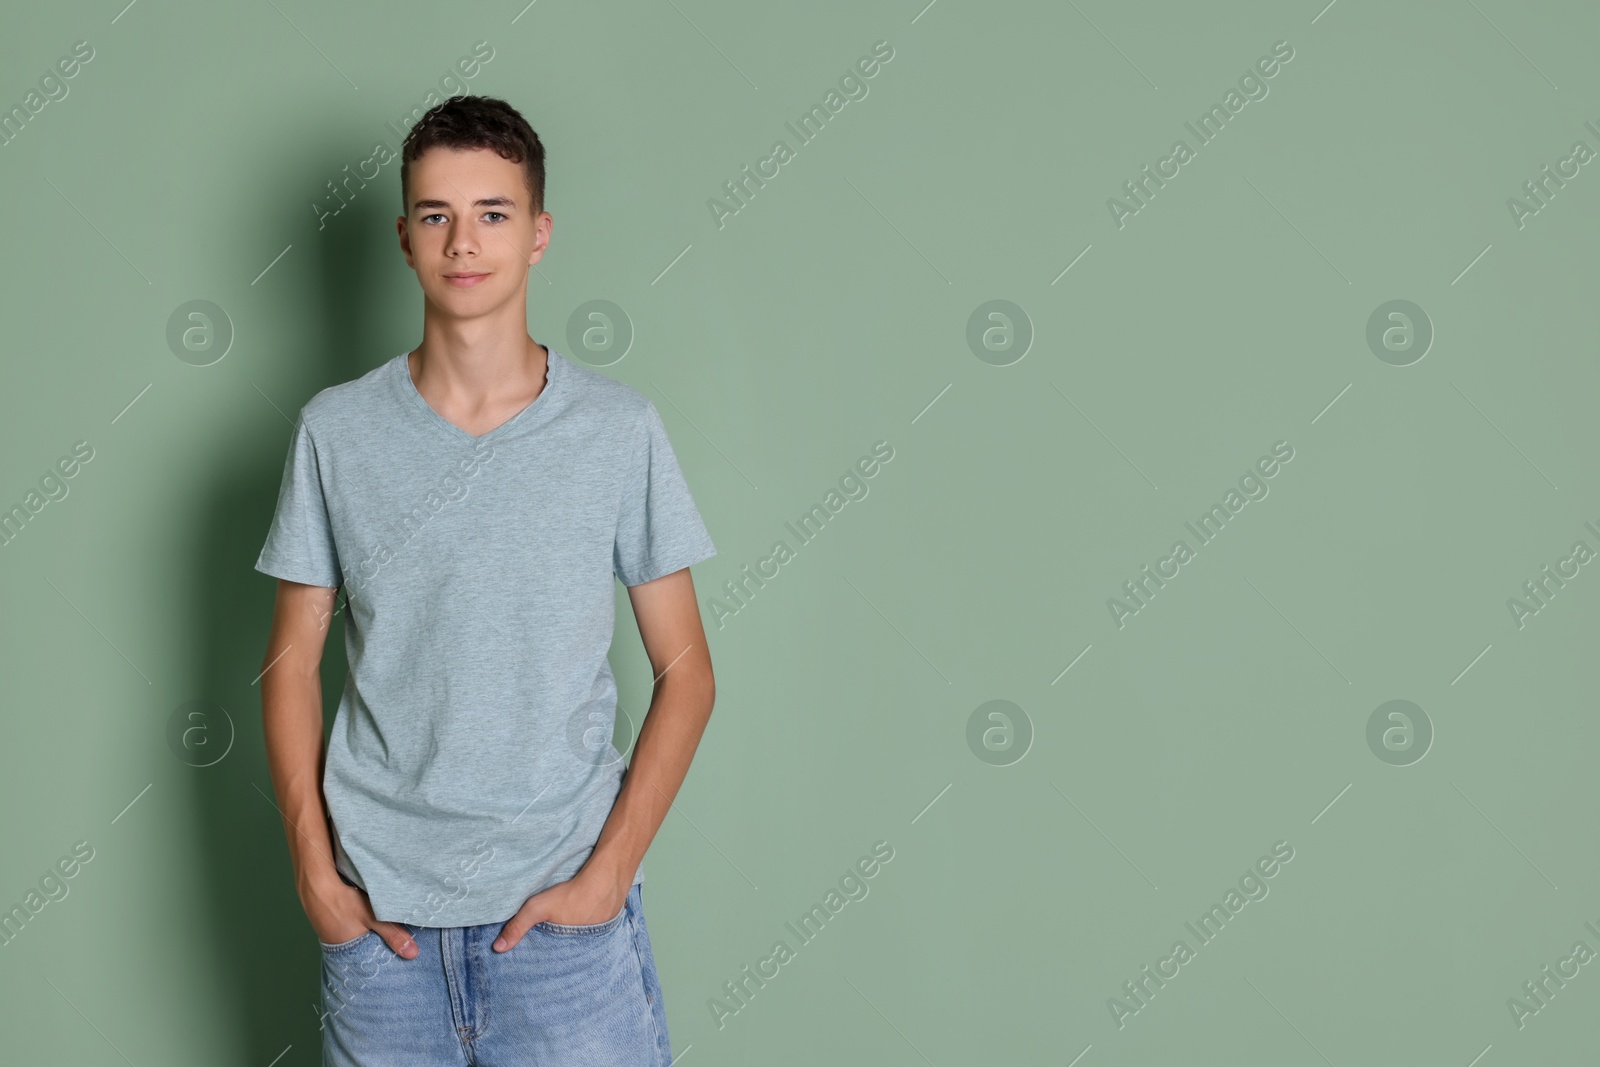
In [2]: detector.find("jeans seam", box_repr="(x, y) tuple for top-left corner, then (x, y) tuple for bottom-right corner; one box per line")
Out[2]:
(627, 904), (665, 1064)
(319, 930), (375, 954)
(534, 904), (628, 936)
(439, 927), (480, 1056)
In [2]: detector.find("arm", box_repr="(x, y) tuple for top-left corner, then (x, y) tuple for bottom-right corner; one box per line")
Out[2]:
(492, 566), (715, 950)
(260, 578), (419, 958)
(260, 579), (339, 891)
(584, 565), (717, 892)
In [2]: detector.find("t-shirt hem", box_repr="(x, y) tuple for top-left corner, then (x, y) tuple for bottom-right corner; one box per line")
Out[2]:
(364, 866), (647, 928)
(254, 556), (341, 589)
(617, 542), (717, 588)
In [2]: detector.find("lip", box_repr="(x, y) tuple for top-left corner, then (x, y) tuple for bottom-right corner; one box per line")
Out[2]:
(444, 272), (490, 287)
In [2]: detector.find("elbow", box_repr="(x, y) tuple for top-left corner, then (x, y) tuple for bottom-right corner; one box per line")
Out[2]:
(655, 653), (713, 713)
(697, 663), (716, 715)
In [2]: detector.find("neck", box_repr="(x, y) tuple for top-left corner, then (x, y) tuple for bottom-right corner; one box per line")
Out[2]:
(408, 335), (549, 407)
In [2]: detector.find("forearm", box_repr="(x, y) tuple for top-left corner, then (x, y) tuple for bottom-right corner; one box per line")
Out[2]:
(584, 666), (715, 892)
(261, 665), (340, 890)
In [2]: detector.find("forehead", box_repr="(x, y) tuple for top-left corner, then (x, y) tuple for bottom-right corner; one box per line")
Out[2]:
(408, 146), (525, 206)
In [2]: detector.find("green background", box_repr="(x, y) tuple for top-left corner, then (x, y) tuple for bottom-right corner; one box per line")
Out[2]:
(2, 0), (1597, 1063)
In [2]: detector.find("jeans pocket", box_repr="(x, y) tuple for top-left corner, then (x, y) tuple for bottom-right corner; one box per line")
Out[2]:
(534, 903), (628, 937)
(319, 929), (378, 954)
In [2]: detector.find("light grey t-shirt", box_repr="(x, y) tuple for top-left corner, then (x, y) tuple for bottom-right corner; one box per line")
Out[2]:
(254, 347), (716, 927)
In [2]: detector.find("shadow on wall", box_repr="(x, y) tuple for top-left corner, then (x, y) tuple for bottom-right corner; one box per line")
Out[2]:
(191, 134), (409, 1064)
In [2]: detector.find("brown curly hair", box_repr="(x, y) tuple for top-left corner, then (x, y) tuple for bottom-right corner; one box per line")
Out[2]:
(400, 95), (546, 216)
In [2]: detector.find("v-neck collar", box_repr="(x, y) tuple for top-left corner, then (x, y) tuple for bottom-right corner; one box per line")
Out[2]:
(393, 346), (563, 446)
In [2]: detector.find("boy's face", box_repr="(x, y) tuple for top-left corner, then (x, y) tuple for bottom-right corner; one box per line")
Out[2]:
(397, 146), (550, 317)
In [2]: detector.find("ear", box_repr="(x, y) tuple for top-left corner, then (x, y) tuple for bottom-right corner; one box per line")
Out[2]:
(526, 212), (552, 268)
(397, 217), (416, 268)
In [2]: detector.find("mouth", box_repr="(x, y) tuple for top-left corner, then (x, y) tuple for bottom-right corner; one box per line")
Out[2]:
(444, 272), (490, 288)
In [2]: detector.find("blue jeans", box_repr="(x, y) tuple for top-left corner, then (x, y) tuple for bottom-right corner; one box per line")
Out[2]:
(318, 882), (672, 1065)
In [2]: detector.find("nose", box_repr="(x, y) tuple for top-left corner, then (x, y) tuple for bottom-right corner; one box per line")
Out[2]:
(445, 216), (480, 259)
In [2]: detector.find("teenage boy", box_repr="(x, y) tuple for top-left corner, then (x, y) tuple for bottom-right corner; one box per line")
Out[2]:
(255, 95), (716, 1065)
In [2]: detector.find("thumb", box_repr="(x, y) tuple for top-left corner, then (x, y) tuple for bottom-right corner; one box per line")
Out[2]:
(493, 897), (543, 953)
(375, 920), (419, 959)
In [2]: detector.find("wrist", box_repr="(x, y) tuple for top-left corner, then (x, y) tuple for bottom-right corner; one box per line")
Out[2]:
(295, 855), (344, 895)
(581, 848), (636, 896)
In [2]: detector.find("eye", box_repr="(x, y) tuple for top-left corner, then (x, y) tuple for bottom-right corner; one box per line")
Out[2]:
(422, 213), (446, 224)
(483, 212), (507, 223)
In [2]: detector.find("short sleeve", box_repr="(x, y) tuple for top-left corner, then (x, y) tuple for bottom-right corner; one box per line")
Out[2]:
(613, 401), (717, 587)
(254, 417), (343, 588)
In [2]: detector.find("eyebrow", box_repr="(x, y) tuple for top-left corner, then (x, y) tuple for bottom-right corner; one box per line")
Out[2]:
(411, 196), (518, 213)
